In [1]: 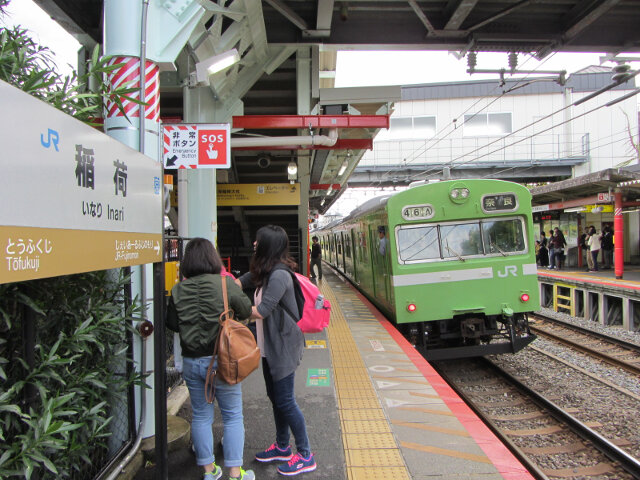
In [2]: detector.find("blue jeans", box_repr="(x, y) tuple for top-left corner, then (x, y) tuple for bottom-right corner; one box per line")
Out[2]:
(262, 358), (311, 458)
(182, 356), (245, 467)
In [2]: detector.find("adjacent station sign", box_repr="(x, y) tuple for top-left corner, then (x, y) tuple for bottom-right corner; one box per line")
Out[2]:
(217, 183), (301, 206)
(0, 80), (163, 284)
(163, 123), (230, 169)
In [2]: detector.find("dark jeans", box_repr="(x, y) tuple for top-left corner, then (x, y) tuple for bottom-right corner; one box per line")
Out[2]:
(591, 250), (600, 271)
(310, 257), (322, 279)
(262, 358), (311, 457)
(602, 248), (613, 268)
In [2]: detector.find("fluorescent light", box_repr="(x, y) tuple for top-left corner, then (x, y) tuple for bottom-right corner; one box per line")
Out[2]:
(195, 49), (240, 84)
(338, 159), (349, 176)
(326, 185), (333, 196)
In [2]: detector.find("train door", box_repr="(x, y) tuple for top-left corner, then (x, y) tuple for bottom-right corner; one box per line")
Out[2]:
(369, 224), (389, 303)
(375, 225), (392, 305)
(350, 228), (358, 284)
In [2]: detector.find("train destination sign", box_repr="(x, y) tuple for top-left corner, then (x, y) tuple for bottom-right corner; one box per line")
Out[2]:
(401, 204), (434, 221)
(0, 80), (163, 284)
(482, 193), (518, 212)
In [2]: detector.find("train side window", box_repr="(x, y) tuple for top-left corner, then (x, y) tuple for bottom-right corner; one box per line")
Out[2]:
(397, 226), (440, 262)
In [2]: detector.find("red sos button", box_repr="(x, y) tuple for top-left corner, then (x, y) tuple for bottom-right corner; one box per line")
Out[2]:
(198, 126), (230, 168)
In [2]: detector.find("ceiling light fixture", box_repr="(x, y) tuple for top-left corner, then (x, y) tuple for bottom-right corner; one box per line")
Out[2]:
(338, 159), (349, 176)
(287, 161), (298, 184)
(326, 184), (333, 196)
(195, 49), (240, 85)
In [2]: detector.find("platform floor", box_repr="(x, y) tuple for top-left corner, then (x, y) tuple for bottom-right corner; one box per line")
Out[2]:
(137, 266), (533, 479)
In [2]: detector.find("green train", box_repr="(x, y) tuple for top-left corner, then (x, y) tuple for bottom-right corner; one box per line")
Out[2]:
(317, 179), (539, 360)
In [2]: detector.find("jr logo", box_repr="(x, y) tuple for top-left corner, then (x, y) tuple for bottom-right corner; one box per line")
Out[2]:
(41, 128), (59, 151)
(497, 265), (518, 278)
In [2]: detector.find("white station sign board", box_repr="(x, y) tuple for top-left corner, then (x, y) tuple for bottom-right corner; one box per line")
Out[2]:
(162, 123), (231, 169)
(0, 80), (163, 284)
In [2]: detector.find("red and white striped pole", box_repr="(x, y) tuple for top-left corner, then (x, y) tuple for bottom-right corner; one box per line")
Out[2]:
(614, 191), (624, 279)
(106, 56), (160, 122)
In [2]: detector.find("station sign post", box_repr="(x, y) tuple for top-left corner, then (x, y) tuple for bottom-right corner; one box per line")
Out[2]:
(0, 80), (163, 284)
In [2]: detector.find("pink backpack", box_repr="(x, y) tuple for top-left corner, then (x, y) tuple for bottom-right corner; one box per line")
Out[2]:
(293, 272), (331, 333)
(275, 265), (331, 333)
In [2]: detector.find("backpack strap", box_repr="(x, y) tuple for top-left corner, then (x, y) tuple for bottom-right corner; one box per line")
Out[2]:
(205, 276), (233, 404)
(270, 264), (301, 330)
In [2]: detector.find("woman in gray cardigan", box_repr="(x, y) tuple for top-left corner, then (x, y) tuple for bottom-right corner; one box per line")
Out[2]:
(240, 225), (317, 476)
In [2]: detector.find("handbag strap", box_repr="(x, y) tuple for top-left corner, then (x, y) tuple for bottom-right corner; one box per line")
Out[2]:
(205, 275), (232, 403)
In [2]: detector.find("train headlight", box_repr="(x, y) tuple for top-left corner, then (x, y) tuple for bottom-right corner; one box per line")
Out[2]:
(520, 293), (530, 302)
(449, 183), (471, 204)
(407, 303), (417, 312)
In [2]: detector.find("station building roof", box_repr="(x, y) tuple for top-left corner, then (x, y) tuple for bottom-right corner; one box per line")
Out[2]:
(530, 168), (640, 208)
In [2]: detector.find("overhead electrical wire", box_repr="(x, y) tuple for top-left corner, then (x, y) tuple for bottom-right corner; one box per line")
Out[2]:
(362, 51), (563, 188)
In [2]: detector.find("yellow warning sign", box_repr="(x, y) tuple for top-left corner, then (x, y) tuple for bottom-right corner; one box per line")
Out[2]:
(306, 340), (327, 349)
(217, 183), (300, 206)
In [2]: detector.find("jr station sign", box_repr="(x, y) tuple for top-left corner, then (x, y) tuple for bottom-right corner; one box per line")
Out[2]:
(0, 80), (163, 284)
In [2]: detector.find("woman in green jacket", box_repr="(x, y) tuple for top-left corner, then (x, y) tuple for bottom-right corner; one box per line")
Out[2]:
(166, 238), (254, 480)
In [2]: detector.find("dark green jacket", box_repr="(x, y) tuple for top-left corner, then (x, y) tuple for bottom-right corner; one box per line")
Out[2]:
(166, 274), (252, 358)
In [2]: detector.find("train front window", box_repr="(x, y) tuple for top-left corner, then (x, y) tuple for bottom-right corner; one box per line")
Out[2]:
(440, 224), (483, 258)
(397, 226), (440, 261)
(397, 217), (527, 264)
(481, 218), (525, 254)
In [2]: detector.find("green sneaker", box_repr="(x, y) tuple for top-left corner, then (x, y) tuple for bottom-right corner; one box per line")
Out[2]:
(229, 468), (255, 480)
(203, 463), (222, 480)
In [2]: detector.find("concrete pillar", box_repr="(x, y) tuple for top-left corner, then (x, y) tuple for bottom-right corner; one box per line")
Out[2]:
(297, 48), (313, 274)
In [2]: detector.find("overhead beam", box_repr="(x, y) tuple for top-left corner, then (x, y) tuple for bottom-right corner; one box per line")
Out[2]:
(407, 0), (437, 36)
(563, 0), (623, 43)
(232, 138), (373, 151)
(316, 0), (335, 30)
(444, 0), (479, 30)
(263, 0), (309, 30)
(232, 115), (389, 129)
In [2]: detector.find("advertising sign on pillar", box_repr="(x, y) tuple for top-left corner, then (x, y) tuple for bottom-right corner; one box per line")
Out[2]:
(163, 124), (230, 169)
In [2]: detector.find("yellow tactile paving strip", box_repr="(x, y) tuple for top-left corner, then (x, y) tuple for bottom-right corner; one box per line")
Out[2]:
(321, 282), (412, 480)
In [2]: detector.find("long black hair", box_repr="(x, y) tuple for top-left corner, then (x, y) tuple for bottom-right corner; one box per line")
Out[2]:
(250, 225), (297, 288)
(180, 237), (223, 278)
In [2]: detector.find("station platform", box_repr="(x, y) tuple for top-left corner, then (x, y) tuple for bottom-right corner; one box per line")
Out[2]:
(537, 264), (640, 330)
(537, 264), (640, 291)
(136, 266), (533, 480)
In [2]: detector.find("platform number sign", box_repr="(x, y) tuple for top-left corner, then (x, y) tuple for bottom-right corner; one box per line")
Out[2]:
(482, 193), (518, 212)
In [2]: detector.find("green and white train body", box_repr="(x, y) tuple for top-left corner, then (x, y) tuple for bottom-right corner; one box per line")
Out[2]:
(319, 179), (539, 360)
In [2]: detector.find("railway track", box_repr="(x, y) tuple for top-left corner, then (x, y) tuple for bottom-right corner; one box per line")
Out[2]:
(529, 313), (640, 376)
(435, 356), (640, 480)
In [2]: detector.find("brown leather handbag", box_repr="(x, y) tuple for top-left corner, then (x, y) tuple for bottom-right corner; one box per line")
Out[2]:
(205, 276), (260, 403)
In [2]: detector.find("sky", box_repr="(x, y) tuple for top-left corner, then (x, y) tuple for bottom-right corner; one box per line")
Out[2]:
(2, 0), (627, 217)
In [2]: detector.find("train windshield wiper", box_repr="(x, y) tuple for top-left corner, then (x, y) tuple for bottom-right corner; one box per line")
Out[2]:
(491, 242), (508, 256)
(445, 244), (465, 262)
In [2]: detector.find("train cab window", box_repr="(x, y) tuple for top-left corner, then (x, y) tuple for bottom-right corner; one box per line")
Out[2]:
(397, 217), (527, 264)
(481, 218), (526, 254)
(397, 226), (440, 262)
(440, 223), (483, 258)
